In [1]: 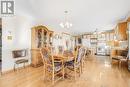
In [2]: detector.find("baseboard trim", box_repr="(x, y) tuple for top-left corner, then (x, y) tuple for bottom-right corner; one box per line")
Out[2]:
(1, 64), (31, 75)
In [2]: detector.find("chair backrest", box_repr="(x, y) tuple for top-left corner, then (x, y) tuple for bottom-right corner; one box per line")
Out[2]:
(47, 46), (52, 53)
(120, 50), (128, 57)
(12, 49), (27, 58)
(76, 47), (83, 63)
(81, 48), (86, 59)
(58, 46), (64, 55)
(40, 47), (53, 65)
(74, 46), (79, 56)
(120, 50), (129, 60)
(51, 46), (56, 55)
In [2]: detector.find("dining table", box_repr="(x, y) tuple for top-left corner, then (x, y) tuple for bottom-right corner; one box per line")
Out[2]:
(53, 52), (75, 62)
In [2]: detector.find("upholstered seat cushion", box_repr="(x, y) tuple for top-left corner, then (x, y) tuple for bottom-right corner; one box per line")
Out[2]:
(65, 60), (74, 66)
(48, 62), (62, 72)
(112, 57), (120, 60)
(65, 60), (80, 69)
(15, 59), (28, 64)
(65, 61), (74, 69)
(65, 48), (82, 69)
(112, 56), (124, 60)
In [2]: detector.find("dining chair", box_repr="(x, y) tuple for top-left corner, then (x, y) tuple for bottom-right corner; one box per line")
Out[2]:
(111, 56), (122, 64)
(80, 47), (86, 73)
(40, 47), (64, 84)
(119, 53), (129, 67)
(65, 47), (83, 80)
(85, 48), (91, 58)
(112, 50), (128, 67)
(58, 46), (64, 55)
(47, 46), (52, 53)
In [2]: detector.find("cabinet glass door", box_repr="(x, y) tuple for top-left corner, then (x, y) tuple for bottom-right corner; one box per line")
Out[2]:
(37, 29), (42, 48)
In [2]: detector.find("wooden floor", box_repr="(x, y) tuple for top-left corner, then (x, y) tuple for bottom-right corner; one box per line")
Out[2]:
(0, 55), (130, 87)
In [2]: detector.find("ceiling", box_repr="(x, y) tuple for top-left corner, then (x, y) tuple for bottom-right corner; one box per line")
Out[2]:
(15, 0), (130, 34)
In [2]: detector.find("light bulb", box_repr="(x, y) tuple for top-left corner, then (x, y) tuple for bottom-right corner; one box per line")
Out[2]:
(60, 23), (64, 28)
(70, 23), (72, 27)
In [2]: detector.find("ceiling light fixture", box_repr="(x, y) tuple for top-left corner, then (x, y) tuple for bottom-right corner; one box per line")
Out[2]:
(60, 11), (72, 29)
(93, 29), (98, 34)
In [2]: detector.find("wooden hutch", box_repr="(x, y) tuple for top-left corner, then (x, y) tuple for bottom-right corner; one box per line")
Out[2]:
(110, 21), (128, 58)
(31, 25), (53, 67)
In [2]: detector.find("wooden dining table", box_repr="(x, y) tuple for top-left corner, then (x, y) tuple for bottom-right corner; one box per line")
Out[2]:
(53, 52), (75, 62)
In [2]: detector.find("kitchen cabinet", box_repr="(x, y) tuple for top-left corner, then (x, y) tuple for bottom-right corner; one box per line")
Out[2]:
(117, 22), (127, 40)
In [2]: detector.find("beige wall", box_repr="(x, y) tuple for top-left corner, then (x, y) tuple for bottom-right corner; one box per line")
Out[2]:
(2, 15), (34, 72)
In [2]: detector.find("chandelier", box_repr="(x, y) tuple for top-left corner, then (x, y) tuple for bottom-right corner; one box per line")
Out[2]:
(93, 29), (98, 34)
(60, 11), (72, 28)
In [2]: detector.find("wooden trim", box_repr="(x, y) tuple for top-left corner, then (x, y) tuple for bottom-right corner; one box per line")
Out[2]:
(31, 25), (54, 32)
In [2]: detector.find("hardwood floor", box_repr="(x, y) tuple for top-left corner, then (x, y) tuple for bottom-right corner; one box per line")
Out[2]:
(0, 55), (130, 87)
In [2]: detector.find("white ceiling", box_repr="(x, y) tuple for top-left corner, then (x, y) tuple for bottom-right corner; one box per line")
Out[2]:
(15, 0), (130, 34)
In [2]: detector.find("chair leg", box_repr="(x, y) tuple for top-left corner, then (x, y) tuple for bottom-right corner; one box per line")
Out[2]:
(119, 61), (122, 68)
(52, 70), (55, 85)
(79, 66), (82, 76)
(24, 63), (25, 68)
(43, 65), (46, 80)
(119, 61), (120, 67)
(81, 61), (83, 73)
(26, 62), (29, 72)
(74, 67), (76, 80)
(16, 64), (19, 72)
(62, 66), (64, 79)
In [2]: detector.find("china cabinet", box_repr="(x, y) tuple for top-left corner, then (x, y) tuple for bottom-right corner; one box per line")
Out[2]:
(31, 25), (53, 67)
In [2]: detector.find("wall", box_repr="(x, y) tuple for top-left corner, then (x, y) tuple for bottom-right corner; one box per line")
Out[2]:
(2, 15), (33, 72)
(52, 32), (74, 54)
(128, 22), (130, 59)
(82, 39), (90, 47)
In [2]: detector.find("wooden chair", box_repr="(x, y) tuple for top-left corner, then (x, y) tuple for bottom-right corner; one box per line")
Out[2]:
(112, 50), (128, 67)
(119, 54), (129, 67)
(40, 47), (64, 84)
(65, 47), (83, 80)
(58, 46), (64, 55)
(47, 46), (52, 53)
(112, 56), (123, 64)
(80, 47), (86, 73)
(85, 48), (91, 58)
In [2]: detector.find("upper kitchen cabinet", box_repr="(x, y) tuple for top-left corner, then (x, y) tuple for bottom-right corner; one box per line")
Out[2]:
(117, 22), (128, 41)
